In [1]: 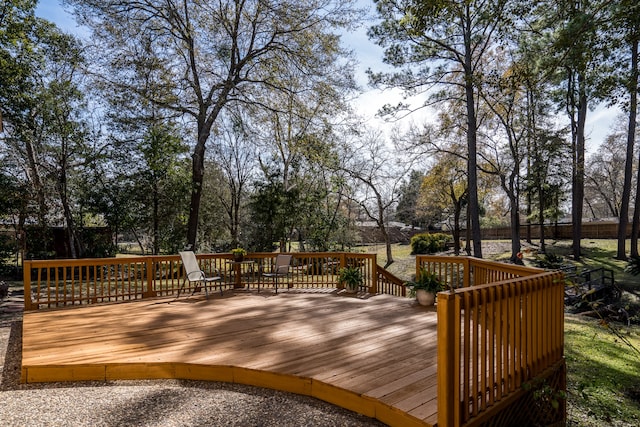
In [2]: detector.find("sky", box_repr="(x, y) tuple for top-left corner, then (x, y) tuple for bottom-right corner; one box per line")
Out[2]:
(34, 0), (621, 152)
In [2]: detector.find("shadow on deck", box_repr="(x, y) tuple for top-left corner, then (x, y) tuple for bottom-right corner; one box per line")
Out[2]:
(22, 290), (438, 427)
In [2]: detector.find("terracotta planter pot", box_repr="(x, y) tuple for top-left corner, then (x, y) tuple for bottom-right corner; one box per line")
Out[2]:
(416, 289), (436, 306)
(343, 283), (359, 293)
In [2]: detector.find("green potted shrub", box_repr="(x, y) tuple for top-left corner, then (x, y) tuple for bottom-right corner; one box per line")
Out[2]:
(406, 267), (444, 306)
(338, 266), (363, 293)
(231, 247), (247, 262)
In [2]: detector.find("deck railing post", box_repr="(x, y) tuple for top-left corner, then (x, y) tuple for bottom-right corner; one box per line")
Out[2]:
(438, 291), (458, 427)
(23, 260), (34, 311)
(370, 255), (378, 294)
(464, 257), (471, 287)
(144, 257), (154, 298)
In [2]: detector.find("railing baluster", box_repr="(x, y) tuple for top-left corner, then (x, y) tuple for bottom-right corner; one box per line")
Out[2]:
(429, 256), (564, 426)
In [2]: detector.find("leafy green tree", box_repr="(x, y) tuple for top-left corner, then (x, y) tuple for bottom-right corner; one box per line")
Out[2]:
(66, 0), (360, 250)
(526, 129), (571, 252)
(417, 152), (467, 255)
(135, 124), (190, 254)
(396, 170), (428, 229)
(246, 176), (298, 252)
(291, 165), (353, 252)
(81, 169), (136, 251)
(1, 0), (48, 230)
(0, 169), (22, 270)
(1, 3), (92, 258)
(246, 54), (353, 252)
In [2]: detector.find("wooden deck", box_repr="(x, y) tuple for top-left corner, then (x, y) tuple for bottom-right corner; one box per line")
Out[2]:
(22, 289), (439, 427)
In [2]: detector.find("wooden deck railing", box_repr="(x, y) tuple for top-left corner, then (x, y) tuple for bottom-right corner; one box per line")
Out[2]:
(422, 256), (566, 426)
(22, 252), (565, 425)
(416, 255), (544, 290)
(22, 252), (383, 310)
(376, 266), (406, 297)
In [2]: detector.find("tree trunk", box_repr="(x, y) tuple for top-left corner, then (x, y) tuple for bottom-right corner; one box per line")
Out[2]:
(186, 106), (221, 250)
(465, 71), (482, 258)
(152, 180), (159, 255)
(186, 135), (206, 251)
(60, 192), (78, 258)
(382, 224), (394, 268)
(453, 199), (462, 256)
(632, 174), (640, 257)
(57, 162), (80, 259)
(572, 74), (587, 260)
(538, 179), (546, 253)
(617, 38), (638, 260)
(526, 191), (532, 244)
(24, 136), (47, 229)
(465, 204), (472, 256)
(509, 192), (522, 264)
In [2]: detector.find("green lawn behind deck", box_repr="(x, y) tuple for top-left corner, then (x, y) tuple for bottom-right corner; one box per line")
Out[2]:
(565, 316), (640, 426)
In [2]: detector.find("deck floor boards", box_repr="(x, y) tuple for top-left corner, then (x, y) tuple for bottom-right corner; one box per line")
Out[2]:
(22, 290), (438, 426)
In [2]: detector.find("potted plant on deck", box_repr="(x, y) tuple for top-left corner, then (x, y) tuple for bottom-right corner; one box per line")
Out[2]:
(406, 267), (445, 306)
(231, 247), (247, 262)
(338, 266), (363, 293)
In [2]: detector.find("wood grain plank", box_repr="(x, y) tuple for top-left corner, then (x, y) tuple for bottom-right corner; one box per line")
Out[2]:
(23, 291), (437, 427)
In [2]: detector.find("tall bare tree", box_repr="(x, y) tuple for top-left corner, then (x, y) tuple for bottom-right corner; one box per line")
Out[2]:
(584, 130), (628, 219)
(209, 111), (256, 248)
(368, 0), (515, 258)
(66, 0), (359, 250)
(341, 129), (405, 267)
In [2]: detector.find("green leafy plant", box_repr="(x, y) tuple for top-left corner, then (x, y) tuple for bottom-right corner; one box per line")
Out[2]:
(231, 247), (247, 256)
(536, 252), (565, 269)
(406, 267), (444, 297)
(338, 266), (363, 291)
(522, 377), (566, 424)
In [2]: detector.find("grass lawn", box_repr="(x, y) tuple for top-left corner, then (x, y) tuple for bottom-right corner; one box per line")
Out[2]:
(565, 315), (640, 426)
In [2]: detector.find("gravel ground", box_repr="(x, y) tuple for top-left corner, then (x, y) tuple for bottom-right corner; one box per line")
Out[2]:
(0, 286), (385, 427)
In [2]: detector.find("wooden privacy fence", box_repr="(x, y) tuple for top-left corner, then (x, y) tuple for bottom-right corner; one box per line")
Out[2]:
(22, 252), (396, 310)
(417, 256), (566, 427)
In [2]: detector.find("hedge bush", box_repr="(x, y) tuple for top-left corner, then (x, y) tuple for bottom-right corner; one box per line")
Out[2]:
(410, 232), (451, 254)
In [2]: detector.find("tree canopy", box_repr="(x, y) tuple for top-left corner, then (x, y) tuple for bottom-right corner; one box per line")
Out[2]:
(2, 0), (640, 263)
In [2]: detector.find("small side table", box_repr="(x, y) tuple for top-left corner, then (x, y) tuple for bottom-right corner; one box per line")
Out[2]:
(227, 260), (255, 289)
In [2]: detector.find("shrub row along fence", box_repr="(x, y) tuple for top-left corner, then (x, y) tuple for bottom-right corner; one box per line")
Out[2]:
(417, 256), (566, 426)
(23, 252), (407, 310)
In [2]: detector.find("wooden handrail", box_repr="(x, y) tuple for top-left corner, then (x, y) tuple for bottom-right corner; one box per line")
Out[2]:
(417, 255), (469, 289)
(416, 255), (544, 289)
(432, 255), (565, 426)
(376, 266), (406, 296)
(22, 252), (381, 310)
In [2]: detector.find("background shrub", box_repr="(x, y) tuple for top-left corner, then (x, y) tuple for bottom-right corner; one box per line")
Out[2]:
(410, 233), (451, 254)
